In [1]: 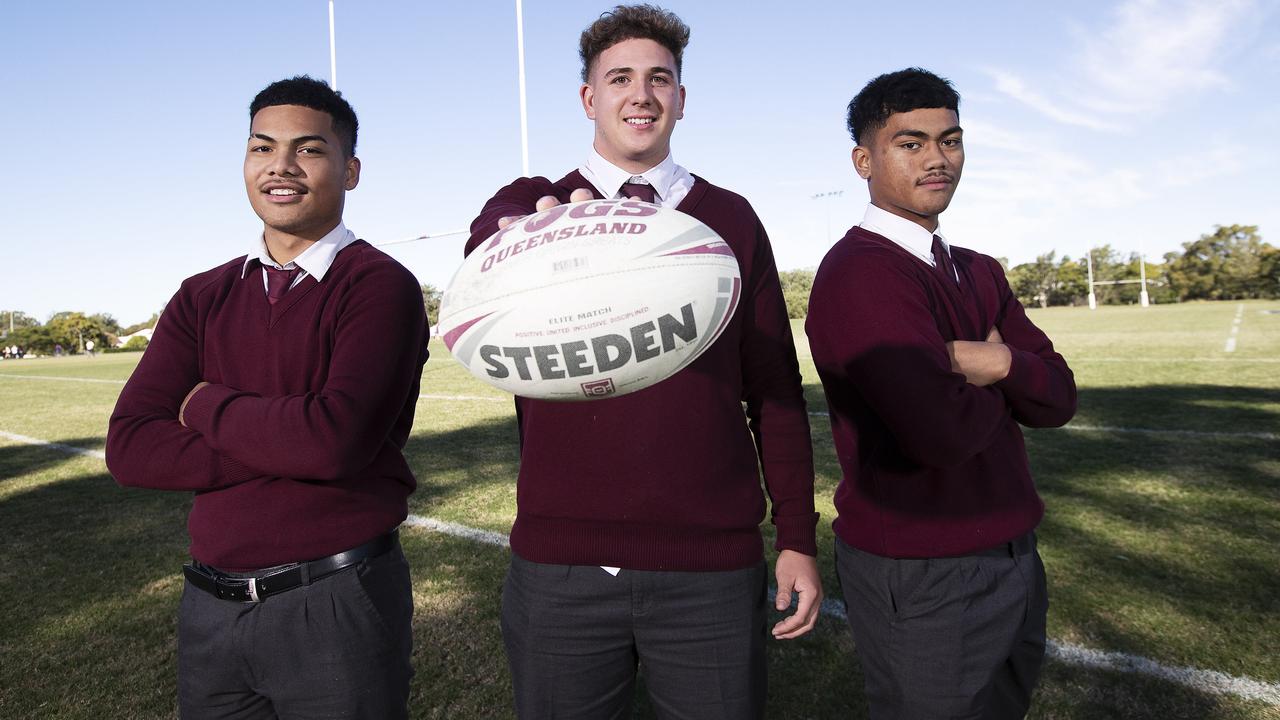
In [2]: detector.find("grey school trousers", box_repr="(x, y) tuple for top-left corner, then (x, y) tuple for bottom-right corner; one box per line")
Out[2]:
(501, 553), (768, 719)
(176, 543), (414, 719)
(835, 533), (1048, 720)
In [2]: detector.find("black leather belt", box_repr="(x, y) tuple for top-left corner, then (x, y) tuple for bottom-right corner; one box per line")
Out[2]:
(973, 530), (1035, 558)
(182, 530), (398, 603)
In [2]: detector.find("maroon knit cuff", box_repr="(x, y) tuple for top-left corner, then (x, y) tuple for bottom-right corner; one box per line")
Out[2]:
(996, 347), (1044, 398)
(773, 512), (820, 557)
(181, 382), (238, 438)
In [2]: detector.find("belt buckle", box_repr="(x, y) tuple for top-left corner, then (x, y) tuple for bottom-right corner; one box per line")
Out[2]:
(247, 576), (260, 603)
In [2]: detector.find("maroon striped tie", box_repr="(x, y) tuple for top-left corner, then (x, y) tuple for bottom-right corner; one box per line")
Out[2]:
(622, 180), (657, 204)
(264, 265), (302, 305)
(931, 235), (959, 287)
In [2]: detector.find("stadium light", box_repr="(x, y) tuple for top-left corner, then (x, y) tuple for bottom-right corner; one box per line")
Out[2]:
(810, 190), (844, 244)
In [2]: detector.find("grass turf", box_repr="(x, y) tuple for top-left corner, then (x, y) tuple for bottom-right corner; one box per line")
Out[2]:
(0, 299), (1277, 718)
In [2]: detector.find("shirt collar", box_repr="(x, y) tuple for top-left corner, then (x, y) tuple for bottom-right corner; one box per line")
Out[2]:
(859, 203), (950, 267)
(581, 147), (680, 202)
(241, 222), (358, 280)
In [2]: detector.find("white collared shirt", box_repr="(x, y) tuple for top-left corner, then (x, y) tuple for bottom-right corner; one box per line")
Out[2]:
(859, 204), (957, 281)
(240, 222), (359, 292)
(579, 147), (694, 209)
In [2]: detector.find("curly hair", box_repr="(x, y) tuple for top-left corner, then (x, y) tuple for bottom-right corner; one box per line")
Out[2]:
(249, 75), (359, 157)
(579, 4), (691, 82)
(846, 68), (959, 145)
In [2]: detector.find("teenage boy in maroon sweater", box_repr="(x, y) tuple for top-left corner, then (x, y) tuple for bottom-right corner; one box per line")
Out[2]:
(106, 76), (428, 719)
(466, 5), (821, 718)
(807, 68), (1076, 719)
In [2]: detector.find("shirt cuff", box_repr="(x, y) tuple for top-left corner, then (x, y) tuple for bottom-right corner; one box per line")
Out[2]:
(773, 512), (820, 557)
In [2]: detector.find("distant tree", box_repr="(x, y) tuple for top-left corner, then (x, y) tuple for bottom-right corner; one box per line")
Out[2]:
(1, 310), (41, 340)
(421, 284), (442, 328)
(1083, 245), (1129, 305)
(45, 312), (110, 353)
(5, 325), (55, 355)
(778, 270), (815, 319)
(1051, 256), (1090, 306)
(1008, 252), (1058, 308)
(1163, 225), (1276, 300)
(121, 335), (149, 352)
(120, 313), (160, 336)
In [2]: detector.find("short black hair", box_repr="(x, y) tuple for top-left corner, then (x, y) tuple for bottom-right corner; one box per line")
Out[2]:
(580, 4), (691, 83)
(249, 75), (358, 157)
(846, 68), (959, 145)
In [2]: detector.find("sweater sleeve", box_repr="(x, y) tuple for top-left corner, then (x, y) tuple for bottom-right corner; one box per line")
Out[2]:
(105, 281), (259, 491)
(807, 250), (1012, 469)
(988, 258), (1078, 428)
(737, 206), (819, 556)
(179, 261), (427, 481)
(465, 176), (564, 256)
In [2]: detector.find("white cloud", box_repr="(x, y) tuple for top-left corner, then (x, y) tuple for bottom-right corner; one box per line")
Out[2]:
(988, 0), (1258, 129)
(986, 70), (1122, 132)
(1073, 0), (1251, 115)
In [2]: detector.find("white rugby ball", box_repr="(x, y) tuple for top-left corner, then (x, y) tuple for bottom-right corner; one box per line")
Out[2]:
(440, 199), (741, 401)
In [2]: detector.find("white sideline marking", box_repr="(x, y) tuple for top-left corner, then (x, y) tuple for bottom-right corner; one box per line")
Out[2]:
(805, 412), (1276, 441)
(0, 430), (105, 459)
(418, 393), (508, 403)
(8, 429), (1280, 704)
(0, 373), (125, 385)
(402, 514), (510, 547)
(1046, 642), (1280, 705)
(1059, 424), (1278, 442)
(1070, 357), (1280, 363)
(402, 516), (1280, 705)
(1225, 304), (1244, 353)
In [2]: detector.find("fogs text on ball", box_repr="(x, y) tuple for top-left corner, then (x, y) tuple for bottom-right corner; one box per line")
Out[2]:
(440, 199), (741, 401)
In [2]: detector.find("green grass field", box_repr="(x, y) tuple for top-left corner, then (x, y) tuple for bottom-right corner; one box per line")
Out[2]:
(2, 300), (1278, 719)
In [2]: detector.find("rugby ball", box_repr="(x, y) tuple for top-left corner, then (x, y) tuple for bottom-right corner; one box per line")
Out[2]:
(439, 199), (741, 400)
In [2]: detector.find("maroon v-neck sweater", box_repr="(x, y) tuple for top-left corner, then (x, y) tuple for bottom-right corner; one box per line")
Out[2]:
(106, 240), (429, 571)
(806, 226), (1076, 558)
(466, 171), (818, 571)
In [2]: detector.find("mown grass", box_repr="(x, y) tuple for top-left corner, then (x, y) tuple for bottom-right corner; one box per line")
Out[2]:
(1, 299), (1277, 718)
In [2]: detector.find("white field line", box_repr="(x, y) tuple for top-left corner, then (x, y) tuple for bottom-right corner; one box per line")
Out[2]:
(402, 514), (510, 547)
(805, 412), (1276, 441)
(1067, 357), (1280, 363)
(0, 373), (125, 384)
(0, 430), (105, 459)
(1225, 303), (1244, 353)
(418, 393), (508, 403)
(796, 356), (1280, 363)
(1057, 424), (1278, 442)
(5, 429), (1280, 705)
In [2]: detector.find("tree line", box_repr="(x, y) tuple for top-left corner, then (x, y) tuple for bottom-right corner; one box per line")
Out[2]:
(776, 224), (1277, 317)
(0, 311), (157, 356)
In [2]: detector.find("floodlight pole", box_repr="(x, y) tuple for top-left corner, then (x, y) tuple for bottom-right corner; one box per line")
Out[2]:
(810, 190), (844, 244)
(1086, 250), (1097, 310)
(515, 0), (530, 176)
(328, 0), (339, 91)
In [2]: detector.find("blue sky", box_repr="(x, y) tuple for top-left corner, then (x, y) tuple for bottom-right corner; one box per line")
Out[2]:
(2, 0), (1277, 325)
